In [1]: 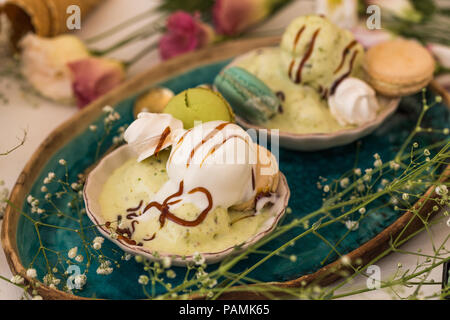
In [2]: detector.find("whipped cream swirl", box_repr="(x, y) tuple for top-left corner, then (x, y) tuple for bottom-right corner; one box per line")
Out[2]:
(328, 77), (380, 126)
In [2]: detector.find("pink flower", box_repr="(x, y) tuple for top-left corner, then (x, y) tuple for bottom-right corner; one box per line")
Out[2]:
(68, 57), (125, 109)
(213, 0), (271, 36)
(159, 11), (214, 60)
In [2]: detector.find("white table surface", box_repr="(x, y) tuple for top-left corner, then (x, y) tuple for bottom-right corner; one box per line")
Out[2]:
(0, 0), (448, 300)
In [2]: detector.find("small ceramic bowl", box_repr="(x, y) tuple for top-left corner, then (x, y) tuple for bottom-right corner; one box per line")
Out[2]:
(224, 48), (401, 151)
(83, 144), (291, 266)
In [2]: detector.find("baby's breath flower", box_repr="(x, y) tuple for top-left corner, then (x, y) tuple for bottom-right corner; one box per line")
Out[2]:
(341, 256), (351, 265)
(435, 185), (448, 196)
(68, 247), (78, 259)
(10, 274), (24, 285)
(424, 149), (431, 156)
(26, 268), (37, 278)
(58, 159), (66, 165)
(102, 105), (113, 113)
(74, 274), (87, 290)
(354, 168), (361, 176)
(166, 270), (176, 279)
(93, 242), (101, 250)
(289, 255), (297, 262)
(402, 193), (409, 201)
(345, 220), (359, 231)
(36, 208), (45, 214)
(71, 183), (79, 191)
(323, 185), (330, 193)
(389, 161), (400, 171)
(40, 186), (48, 193)
(96, 260), (113, 275)
(43, 177), (50, 184)
(339, 178), (349, 188)
(373, 159), (382, 168)
(381, 179), (389, 186)
(75, 255), (84, 263)
(89, 125), (97, 131)
(138, 275), (149, 285)
(162, 256), (172, 269)
(193, 252), (205, 266)
(358, 207), (366, 214)
(413, 142), (419, 148)
(27, 195), (34, 204)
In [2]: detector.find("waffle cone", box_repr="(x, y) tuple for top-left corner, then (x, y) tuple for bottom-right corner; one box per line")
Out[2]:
(44, 0), (102, 36)
(3, 0), (102, 44)
(3, 0), (51, 44)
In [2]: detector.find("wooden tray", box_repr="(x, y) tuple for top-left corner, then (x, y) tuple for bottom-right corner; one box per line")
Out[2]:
(2, 36), (449, 299)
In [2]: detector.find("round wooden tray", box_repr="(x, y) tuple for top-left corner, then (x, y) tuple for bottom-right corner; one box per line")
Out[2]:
(2, 36), (449, 299)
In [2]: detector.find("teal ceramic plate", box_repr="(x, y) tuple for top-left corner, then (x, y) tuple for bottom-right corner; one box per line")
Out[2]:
(2, 38), (449, 300)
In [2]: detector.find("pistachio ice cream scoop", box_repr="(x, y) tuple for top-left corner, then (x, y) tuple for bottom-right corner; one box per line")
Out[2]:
(280, 15), (364, 95)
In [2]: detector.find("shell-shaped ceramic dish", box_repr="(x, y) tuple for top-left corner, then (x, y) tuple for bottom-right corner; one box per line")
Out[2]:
(225, 48), (401, 151)
(83, 144), (291, 266)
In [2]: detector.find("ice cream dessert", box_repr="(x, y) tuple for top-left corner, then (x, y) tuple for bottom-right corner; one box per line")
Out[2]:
(95, 91), (286, 257)
(214, 15), (382, 134)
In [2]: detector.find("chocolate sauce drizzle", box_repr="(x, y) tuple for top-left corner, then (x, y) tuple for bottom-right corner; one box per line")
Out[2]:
(294, 28), (321, 84)
(126, 200), (143, 212)
(143, 181), (213, 228)
(330, 50), (359, 95)
(334, 40), (357, 74)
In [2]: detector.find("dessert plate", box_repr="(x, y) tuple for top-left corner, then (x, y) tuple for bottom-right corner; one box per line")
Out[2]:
(83, 144), (290, 266)
(225, 48), (401, 151)
(2, 37), (449, 300)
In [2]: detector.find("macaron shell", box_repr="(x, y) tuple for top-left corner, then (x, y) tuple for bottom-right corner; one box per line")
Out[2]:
(365, 72), (433, 97)
(214, 66), (280, 124)
(364, 39), (435, 91)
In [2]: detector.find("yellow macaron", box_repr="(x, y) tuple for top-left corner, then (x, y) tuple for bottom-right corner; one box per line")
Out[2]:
(363, 39), (435, 97)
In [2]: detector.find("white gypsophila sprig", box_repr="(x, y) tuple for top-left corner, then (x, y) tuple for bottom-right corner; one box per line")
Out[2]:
(96, 260), (113, 275)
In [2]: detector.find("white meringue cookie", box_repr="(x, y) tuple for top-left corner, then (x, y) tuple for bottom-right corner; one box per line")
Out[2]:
(124, 112), (183, 162)
(328, 77), (380, 126)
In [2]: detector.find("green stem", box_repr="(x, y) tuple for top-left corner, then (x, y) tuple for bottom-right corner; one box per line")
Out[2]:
(84, 7), (159, 44)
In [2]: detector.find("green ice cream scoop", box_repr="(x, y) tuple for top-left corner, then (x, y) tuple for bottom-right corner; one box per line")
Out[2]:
(163, 88), (235, 129)
(214, 66), (280, 124)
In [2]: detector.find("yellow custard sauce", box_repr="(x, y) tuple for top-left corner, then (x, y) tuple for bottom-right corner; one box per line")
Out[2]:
(99, 150), (275, 256)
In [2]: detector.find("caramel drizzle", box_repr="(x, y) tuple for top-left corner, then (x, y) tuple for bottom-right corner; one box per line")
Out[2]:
(186, 122), (232, 168)
(334, 40), (357, 75)
(330, 50), (359, 95)
(154, 126), (171, 155)
(168, 128), (192, 164)
(294, 28), (321, 84)
(143, 181), (214, 228)
(199, 134), (250, 167)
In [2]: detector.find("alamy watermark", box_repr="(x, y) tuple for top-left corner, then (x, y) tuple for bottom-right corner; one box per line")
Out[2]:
(66, 5), (81, 30)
